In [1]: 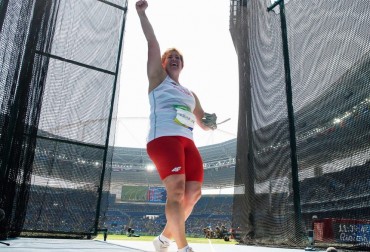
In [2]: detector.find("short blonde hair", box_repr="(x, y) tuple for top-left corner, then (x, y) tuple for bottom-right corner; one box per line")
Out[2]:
(161, 48), (184, 67)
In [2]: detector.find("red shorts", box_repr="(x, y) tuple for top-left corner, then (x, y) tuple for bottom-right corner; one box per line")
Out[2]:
(147, 136), (204, 182)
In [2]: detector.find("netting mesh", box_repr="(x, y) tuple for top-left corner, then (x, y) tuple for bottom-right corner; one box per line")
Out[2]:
(231, 0), (370, 249)
(0, 0), (127, 238)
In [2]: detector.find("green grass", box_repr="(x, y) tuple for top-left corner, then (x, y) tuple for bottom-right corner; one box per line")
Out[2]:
(95, 234), (238, 245)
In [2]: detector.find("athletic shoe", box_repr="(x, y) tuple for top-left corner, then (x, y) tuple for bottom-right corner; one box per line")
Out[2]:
(178, 247), (195, 252)
(153, 236), (170, 252)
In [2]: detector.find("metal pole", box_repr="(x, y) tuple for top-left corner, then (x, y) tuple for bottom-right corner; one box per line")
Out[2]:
(267, 0), (303, 241)
(93, 2), (128, 234)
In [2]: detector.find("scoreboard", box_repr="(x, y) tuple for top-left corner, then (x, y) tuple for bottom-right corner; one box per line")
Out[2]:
(334, 222), (370, 243)
(147, 187), (167, 203)
(314, 218), (370, 244)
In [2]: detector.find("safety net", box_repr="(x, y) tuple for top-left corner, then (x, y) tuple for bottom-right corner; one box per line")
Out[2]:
(0, 0), (127, 238)
(231, 0), (370, 249)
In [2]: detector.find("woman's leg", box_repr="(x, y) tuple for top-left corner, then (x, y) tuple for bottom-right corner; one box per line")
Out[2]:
(162, 137), (203, 241)
(147, 137), (189, 249)
(183, 181), (202, 218)
(161, 181), (202, 237)
(162, 174), (188, 249)
(147, 136), (203, 249)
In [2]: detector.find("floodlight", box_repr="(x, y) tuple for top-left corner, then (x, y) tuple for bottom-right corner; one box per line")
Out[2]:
(268, 0), (291, 14)
(146, 164), (155, 171)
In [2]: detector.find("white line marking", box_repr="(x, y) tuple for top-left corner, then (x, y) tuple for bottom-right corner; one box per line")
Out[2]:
(208, 238), (216, 252)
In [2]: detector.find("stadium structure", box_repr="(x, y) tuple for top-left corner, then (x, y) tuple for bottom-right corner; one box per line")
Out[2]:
(105, 139), (237, 237)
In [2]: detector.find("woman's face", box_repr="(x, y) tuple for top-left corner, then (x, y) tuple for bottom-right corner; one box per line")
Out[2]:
(163, 51), (183, 74)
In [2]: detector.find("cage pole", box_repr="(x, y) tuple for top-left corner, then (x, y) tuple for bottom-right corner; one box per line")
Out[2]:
(93, 3), (128, 234)
(267, 0), (303, 241)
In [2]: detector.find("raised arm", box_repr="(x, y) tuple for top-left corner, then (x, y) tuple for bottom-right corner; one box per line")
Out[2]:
(136, 0), (166, 93)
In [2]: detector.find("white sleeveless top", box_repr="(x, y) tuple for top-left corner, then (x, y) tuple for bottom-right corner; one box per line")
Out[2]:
(147, 76), (196, 142)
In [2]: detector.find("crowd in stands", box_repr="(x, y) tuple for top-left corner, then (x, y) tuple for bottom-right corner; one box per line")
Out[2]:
(23, 188), (98, 233)
(103, 195), (233, 237)
(300, 162), (370, 207)
(20, 161), (369, 240)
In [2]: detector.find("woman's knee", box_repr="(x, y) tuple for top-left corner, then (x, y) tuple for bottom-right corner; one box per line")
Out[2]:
(164, 175), (186, 203)
(167, 190), (185, 203)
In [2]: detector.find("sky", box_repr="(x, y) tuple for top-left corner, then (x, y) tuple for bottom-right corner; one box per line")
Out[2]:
(114, 0), (239, 148)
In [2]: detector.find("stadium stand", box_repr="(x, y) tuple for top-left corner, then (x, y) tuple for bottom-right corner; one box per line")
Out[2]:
(104, 140), (237, 237)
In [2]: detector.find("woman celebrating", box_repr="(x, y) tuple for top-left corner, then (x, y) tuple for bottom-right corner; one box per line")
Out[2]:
(135, 1), (217, 252)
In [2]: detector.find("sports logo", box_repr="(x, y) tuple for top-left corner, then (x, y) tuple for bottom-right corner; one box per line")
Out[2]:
(171, 166), (182, 172)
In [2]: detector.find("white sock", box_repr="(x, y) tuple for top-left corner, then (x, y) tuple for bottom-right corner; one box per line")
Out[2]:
(159, 233), (171, 243)
(178, 245), (190, 252)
